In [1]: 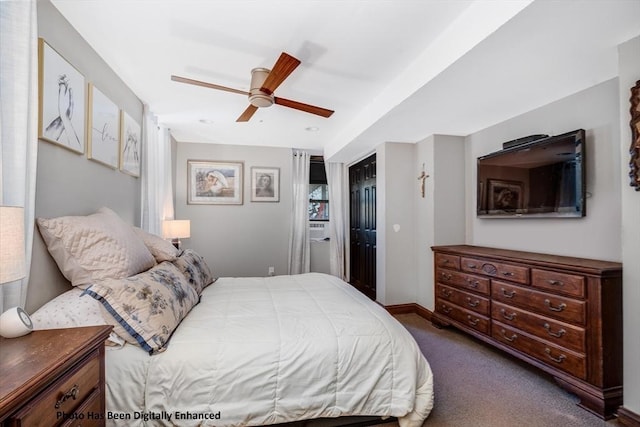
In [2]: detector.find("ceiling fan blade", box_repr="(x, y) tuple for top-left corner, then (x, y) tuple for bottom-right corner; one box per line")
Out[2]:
(236, 105), (259, 122)
(171, 75), (249, 96)
(274, 97), (334, 118)
(260, 52), (301, 95)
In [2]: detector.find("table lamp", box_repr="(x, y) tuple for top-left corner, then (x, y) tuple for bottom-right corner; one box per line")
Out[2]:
(162, 219), (191, 249)
(0, 206), (33, 338)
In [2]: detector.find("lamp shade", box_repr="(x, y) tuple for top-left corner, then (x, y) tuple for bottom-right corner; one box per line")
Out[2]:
(162, 220), (191, 239)
(0, 206), (26, 284)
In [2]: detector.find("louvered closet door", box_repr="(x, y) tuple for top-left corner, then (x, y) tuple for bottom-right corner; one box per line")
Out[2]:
(349, 153), (376, 300)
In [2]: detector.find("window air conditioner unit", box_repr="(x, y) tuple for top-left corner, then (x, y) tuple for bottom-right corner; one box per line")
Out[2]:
(309, 222), (328, 241)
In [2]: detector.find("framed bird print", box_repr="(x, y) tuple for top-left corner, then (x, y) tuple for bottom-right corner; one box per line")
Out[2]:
(187, 160), (243, 205)
(120, 111), (141, 177)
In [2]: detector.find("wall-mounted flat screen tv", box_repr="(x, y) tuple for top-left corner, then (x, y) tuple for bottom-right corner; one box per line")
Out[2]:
(477, 129), (586, 218)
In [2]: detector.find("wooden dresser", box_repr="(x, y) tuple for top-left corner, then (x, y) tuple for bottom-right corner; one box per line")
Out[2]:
(431, 245), (622, 419)
(0, 325), (112, 427)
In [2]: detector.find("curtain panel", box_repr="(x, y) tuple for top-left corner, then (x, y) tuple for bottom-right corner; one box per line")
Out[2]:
(0, 0), (38, 312)
(288, 150), (310, 274)
(325, 162), (347, 280)
(140, 105), (174, 235)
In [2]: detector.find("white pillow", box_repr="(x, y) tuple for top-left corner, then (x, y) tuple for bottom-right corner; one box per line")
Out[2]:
(133, 227), (180, 262)
(37, 207), (156, 287)
(31, 288), (125, 347)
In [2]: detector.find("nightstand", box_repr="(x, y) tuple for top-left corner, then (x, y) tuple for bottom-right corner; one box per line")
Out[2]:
(0, 325), (112, 427)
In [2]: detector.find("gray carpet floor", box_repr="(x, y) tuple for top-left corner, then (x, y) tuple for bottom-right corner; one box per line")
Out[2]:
(395, 313), (619, 427)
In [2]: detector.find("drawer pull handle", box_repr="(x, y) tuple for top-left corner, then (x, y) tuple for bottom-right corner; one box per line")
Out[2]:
(545, 348), (566, 363)
(544, 299), (567, 312)
(548, 279), (564, 286)
(544, 323), (566, 338)
(441, 288), (452, 297)
(441, 272), (452, 281)
(55, 384), (80, 409)
(500, 309), (516, 321)
(500, 329), (517, 342)
(467, 315), (479, 326)
(466, 278), (479, 288)
(501, 288), (516, 298)
(502, 271), (514, 277)
(442, 259), (450, 264)
(441, 304), (452, 314)
(466, 264), (477, 269)
(466, 297), (479, 307)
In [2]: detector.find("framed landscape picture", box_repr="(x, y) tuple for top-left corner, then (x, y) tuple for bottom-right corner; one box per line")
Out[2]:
(188, 160), (243, 205)
(251, 167), (280, 202)
(120, 111), (141, 177)
(38, 38), (86, 154)
(88, 84), (120, 168)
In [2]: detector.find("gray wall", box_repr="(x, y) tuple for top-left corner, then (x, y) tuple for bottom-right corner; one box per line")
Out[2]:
(618, 35), (640, 416)
(26, 1), (143, 313)
(466, 78), (622, 261)
(175, 142), (292, 277)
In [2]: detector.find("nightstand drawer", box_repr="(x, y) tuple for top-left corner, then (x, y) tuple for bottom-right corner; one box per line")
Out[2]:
(59, 389), (103, 427)
(9, 350), (100, 427)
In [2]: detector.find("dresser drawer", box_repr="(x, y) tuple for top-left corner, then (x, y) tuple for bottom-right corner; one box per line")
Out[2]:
(492, 301), (586, 353)
(436, 269), (490, 295)
(9, 350), (101, 427)
(492, 280), (586, 325)
(436, 298), (490, 335)
(435, 253), (460, 270)
(461, 257), (529, 284)
(531, 269), (585, 298)
(493, 321), (586, 380)
(436, 283), (490, 315)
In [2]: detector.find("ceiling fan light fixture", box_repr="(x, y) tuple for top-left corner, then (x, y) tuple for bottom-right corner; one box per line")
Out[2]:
(249, 67), (274, 108)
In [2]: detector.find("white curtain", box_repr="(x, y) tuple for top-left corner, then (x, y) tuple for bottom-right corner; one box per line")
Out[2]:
(0, 0), (38, 312)
(325, 162), (347, 280)
(140, 105), (174, 235)
(288, 150), (310, 274)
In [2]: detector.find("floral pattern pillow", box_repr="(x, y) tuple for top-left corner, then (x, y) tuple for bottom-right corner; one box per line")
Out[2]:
(172, 249), (215, 295)
(83, 261), (199, 354)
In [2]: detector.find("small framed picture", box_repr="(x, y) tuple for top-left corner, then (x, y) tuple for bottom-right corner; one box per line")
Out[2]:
(488, 179), (524, 211)
(88, 84), (120, 168)
(188, 160), (244, 205)
(120, 111), (141, 177)
(38, 38), (86, 154)
(251, 167), (280, 202)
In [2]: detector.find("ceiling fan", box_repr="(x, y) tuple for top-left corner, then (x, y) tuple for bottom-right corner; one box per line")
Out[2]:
(171, 52), (334, 122)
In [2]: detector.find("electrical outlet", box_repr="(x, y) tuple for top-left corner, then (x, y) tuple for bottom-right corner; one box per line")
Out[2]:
(268, 267), (275, 276)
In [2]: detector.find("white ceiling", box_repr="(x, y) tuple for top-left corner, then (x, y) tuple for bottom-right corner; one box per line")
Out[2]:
(50, 0), (639, 162)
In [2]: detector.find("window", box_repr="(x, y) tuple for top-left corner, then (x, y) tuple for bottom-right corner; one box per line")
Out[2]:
(309, 157), (329, 221)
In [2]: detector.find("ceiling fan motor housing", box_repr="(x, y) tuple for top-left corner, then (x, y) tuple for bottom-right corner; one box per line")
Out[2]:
(249, 68), (274, 108)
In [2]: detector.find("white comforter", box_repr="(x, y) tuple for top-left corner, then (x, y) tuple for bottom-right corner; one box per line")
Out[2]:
(105, 273), (433, 426)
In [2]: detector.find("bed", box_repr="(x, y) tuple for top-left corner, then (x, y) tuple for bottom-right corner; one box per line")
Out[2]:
(31, 207), (434, 426)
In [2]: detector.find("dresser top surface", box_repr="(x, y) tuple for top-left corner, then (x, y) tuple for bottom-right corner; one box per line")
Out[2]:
(432, 245), (622, 274)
